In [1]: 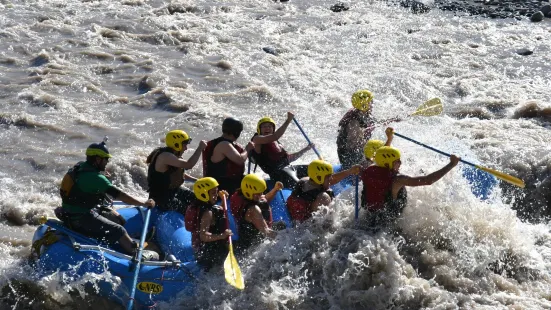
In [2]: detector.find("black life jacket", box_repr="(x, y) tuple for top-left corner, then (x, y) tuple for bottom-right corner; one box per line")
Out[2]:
(196, 204), (228, 269)
(59, 162), (107, 211)
(147, 147), (184, 206)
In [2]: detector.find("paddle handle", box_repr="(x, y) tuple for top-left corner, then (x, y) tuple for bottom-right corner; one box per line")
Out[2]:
(127, 207), (152, 310)
(292, 118), (322, 159)
(393, 132), (476, 167)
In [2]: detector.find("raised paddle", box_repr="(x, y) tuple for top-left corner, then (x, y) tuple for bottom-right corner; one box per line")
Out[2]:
(363, 98), (443, 134)
(127, 207), (152, 310)
(222, 194), (245, 290)
(292, 118), (323, 160)
(394, 132), (525, 188)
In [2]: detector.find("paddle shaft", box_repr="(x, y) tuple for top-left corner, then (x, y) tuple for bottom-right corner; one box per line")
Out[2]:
(394, 132), (476, 167)
(292, 118), (322, 159)
(127, 207), (152, 310)
(222, 196), (233, 247)
(354, 175), (359, 221)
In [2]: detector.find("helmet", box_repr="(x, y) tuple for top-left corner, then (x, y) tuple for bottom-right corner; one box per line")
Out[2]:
(363, 139), (384, 160)
(351, 90), (374, 112)
(256, 117), (276, 134)
(166, 130), (191, 152)
(85, 141), (112, 158)
(374, 146), (401, 169)
(222, 117), (244, 139)
(193, 177), (219, 202)
(241, 174), (267, 200)
(307, 160), (334, 185)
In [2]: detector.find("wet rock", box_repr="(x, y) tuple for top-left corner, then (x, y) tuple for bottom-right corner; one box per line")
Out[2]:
(262, 47), (279, 56)
(540, 4), (551, 17)
(516, 48), (533, 56)
(401, 0), (431, 14)
(407, 28), (421, 34)
(330, 2), (349, 12)
(30, 54), (49, 67)
(530, 11), (544, 22)
(138, 76), (154, 94)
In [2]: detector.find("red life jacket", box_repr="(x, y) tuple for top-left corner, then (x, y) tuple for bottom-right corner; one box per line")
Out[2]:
(250, 135), (289, 175)
(230, 190), (272, 228)
(286, 180), (332, 223)
(184, 200), (212, 250)
(202, 137), (245, 192)
(361, 165), (395, 212)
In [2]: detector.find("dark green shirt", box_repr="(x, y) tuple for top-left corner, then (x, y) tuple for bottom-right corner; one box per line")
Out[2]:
(62, 162), (118, 214)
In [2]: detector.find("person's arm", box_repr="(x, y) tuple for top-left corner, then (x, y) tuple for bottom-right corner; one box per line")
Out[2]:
(252, 112), (294, 145)
(394, 155), (460, 188)
(310, 192), (333, 212)
(199, 211), (232, 242)
(287, 144), (314, 163)
(220, 141), (255, 164)
(384, 127), (394, 146)
(116, 191), (155, 208)
(328, 165), (361, 186)
(245, 207), (276, 239)
(162, 140), (207, 169)
(265, 181), (283, 203)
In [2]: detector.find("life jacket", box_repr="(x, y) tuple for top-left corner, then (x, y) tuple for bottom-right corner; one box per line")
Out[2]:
(147, 147), (185, 207)
(286, 179), (333, 223)
(230, 190), (273, 227)
(202, 137), (245, 192)
(238, 198), (273, 249)
(196, 204), (228, 269)
(361, 165), (395, 212)
(336, 109), (375, 153)
(184, 199), (213, 250)
(250, 134), (289, 175)
(59, 162), (106, 210)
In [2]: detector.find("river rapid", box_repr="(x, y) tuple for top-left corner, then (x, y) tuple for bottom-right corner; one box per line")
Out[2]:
(0, 0), (550, 309)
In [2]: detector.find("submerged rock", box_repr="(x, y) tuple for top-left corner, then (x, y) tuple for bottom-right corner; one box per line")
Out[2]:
(330, 2), (349, 12)
(530, 11), (544, 22)
(401, 0), (431, 14)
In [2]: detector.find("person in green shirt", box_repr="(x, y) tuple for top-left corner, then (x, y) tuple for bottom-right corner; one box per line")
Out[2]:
(60, 140), (155, 256)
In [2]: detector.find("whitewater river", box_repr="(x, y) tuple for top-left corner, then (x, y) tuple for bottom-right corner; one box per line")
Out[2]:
(0, 0), (550, 309)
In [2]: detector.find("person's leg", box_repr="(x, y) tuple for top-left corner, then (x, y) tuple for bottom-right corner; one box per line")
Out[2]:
(167, 187), (195, 214)
(70, 210), (132, 254)
(270, 167), (298, 188)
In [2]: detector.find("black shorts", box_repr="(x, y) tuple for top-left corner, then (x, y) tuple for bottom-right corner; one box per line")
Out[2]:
(68, 209), (127, 244)
(156, 187), (195, 214)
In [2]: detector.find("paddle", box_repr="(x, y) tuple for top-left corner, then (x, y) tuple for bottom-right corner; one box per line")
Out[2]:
(363, 98), (443, 134)
(292, 118), (323, 160)
(222, 194), (245, 290)
(354, 175), (359, 221)
(126, 207), (152, 310)
(393, 132), (525, 188)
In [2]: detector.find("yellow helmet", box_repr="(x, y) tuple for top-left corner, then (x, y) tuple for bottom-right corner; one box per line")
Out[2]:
(351, 90), (374, 112)
(241, 174), (267, 200)
(257, 117), (276, 134)
(363, 140), (384, 160)
(374, 146), (401, 169)
(307, 160), (334, 185)
(193, 177), (219, 202)
(166, 130), (191, 152)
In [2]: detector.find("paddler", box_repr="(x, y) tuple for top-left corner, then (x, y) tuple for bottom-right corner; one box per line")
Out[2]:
(360, 146), (459, 228)
(250, 112), (315, 188)
(146, 130), (206, 214)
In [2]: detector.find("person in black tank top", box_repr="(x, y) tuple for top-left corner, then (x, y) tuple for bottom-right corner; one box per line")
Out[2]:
(146, 130), (206, 214)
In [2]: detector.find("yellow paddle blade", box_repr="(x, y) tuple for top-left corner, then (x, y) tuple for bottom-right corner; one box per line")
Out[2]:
(224, 244), (244, 290)
(476, 165), (525, 188)
(410, 98), (443, 116)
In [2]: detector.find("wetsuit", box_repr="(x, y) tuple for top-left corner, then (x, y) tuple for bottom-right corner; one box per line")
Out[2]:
(337, 109), (375, 169)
